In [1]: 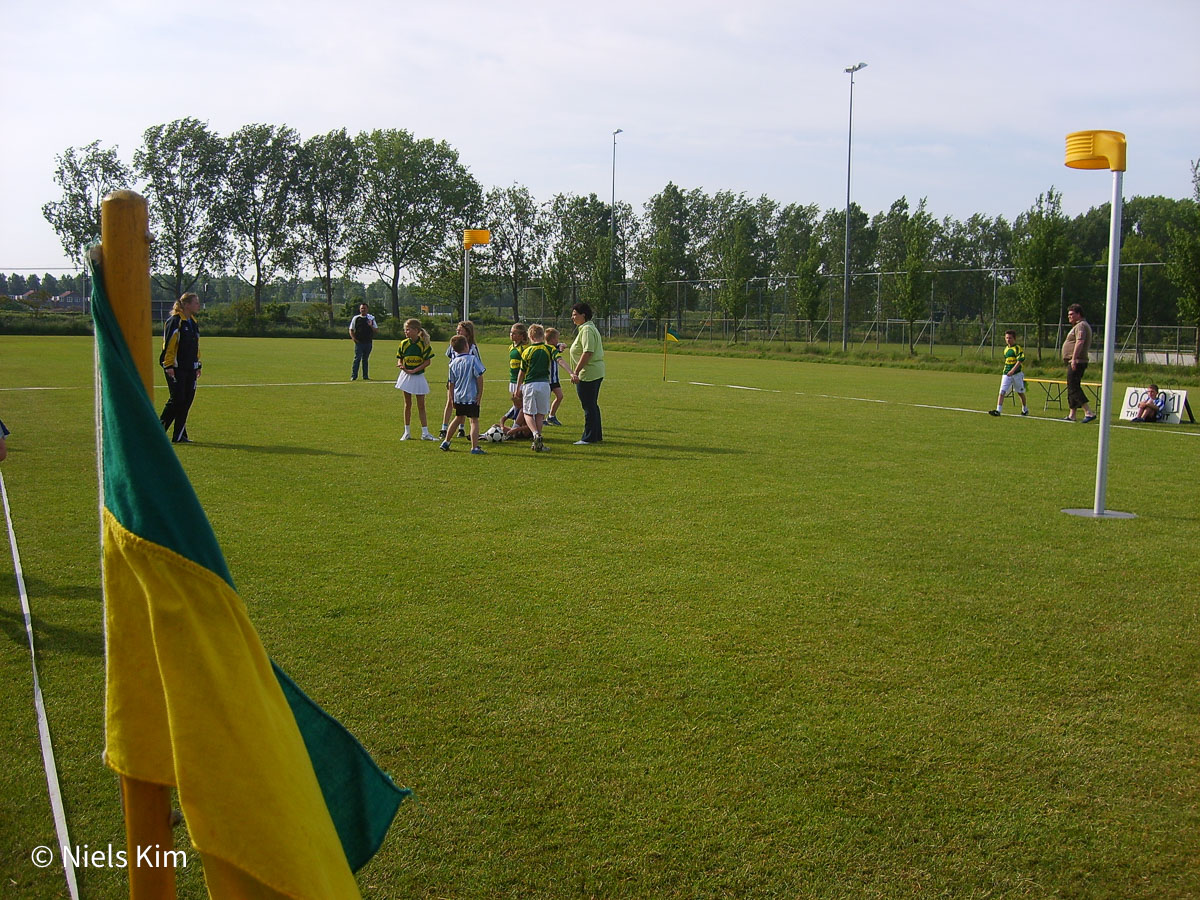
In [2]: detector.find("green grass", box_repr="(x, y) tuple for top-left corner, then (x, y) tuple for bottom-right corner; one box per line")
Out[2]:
(2, 335), (1199, 898)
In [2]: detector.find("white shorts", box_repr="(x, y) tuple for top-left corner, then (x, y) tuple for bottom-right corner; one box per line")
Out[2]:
(395, 371), (430, 395)
(1000, 372), (1025, 395)
(521, 382), (551, 416)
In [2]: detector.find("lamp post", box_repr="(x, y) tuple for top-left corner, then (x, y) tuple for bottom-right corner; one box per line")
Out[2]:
(462, 229), (491, 322)
(842, 62), (866, 352)
(1062, 130), (1133, 519)
(610, 129), (623, 318)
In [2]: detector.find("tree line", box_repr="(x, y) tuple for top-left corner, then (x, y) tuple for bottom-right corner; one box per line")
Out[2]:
(41, 120), (1200, 357)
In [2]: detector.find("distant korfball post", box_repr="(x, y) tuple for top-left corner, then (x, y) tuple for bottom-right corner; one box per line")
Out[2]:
(1063, 130), (1133, 519)
(462, 228), (491, 322)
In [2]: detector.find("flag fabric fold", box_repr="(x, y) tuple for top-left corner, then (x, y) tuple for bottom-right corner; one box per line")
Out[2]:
(94, 265), (408, 898)
(665, 327), (680, 342)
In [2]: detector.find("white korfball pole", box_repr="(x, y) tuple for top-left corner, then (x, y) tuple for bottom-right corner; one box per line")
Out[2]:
(1062, 130), (1133, 520)
(463, 244), (470, 323)
(1093, 168), (1123, 515)
(462, 229), (491, 323)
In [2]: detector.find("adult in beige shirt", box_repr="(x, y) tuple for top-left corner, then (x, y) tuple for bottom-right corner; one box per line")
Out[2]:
(1061, 303), (1095, 423)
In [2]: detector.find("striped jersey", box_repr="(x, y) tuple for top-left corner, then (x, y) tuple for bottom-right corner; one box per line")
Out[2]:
(508, 343), (525, 384)
(397, 338), (433, 371)
(520, 342), (554, 383)
(1002, 344), (1025, 375)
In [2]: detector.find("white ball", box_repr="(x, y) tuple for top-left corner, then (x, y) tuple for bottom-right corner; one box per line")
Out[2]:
(486, 426), (505, 442)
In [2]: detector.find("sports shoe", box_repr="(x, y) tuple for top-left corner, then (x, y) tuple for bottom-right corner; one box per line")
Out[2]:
(1060, 416), (1075, 422)
(440, 440), (451, 451)
(362, 377), (370, 381)
(532, 435), (544, 452)
(470, 447), (486, 455)
(400, 432), (411, 440)
(573, 439), (593, 445)
(1082, 414), (1097, 424)
(1021, 409), (1029, 416)
(546, 416), (562, 426)
(988, 409), (1001, 417)
(457, 427), (466, 438)
(439, 425), (448, 437)
(421, 432), (438, 441)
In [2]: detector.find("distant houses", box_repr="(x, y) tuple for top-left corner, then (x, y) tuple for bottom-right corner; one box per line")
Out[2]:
(7, 290), (86, 310)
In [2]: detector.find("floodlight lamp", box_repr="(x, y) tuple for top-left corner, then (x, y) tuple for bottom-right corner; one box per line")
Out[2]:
(845, 62), (867, 74)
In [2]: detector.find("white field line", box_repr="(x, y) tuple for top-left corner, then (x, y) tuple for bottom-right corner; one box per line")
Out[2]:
(673, 380), (1200, 436)
(9, 377), (1196, 437)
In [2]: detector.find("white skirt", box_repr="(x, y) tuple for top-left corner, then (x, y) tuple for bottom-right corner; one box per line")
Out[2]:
(395, 371), (431, 395)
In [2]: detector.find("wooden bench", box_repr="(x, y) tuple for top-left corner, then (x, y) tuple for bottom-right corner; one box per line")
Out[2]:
(1023, 378), (1102, 411)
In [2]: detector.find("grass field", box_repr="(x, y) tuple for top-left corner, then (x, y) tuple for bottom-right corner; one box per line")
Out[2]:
(2, 335), (1199, 899)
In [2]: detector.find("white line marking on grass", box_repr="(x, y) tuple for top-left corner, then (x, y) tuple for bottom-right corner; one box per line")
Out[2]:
(0, 386), (76, 392)
(667, 380), (1200, 435)
(1, 473), (80, 899)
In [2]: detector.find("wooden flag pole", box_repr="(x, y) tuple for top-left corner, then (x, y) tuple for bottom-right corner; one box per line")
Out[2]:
(99, 190), (177, 900)
(663, 324), (668, 381)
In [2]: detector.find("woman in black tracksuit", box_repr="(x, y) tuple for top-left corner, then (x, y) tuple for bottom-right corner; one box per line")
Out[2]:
(159, 292), (202, 443)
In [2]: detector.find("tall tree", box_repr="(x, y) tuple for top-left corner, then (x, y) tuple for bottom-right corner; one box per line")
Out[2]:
(485, 184), (547, 322)
(545, 192), (609, 316)
(894, 198), (938, 354)
(793, 244), (825, 340)
(135, 118), (228, 301)
(814, 203), (874, 328)
(936, 213), (1012, 328)
(42, 141), (133, 266)
(1013, 188), (1069, 359)
(295, 129), (362, 322)
(351, 129), (482, 318)
(707, 195), (759, 341)
(1166, 161), (1200, 363)
(634, 183), (702, 326)
(220, 124), (302, 312)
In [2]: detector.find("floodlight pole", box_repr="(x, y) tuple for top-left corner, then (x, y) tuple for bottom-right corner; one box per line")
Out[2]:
(611, 129), (623, 316)
(842, 62), (866, 351)
(1062, 130), (1132, 519)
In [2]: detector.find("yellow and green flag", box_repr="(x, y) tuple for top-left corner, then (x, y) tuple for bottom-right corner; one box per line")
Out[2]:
(664, 327), (680, 342)
(94, 266), (408, 898)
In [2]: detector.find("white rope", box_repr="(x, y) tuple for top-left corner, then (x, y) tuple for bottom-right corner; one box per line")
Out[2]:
(0, 471), (80, 899)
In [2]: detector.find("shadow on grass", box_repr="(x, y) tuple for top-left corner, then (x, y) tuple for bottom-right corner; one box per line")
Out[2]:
(0, 607), (104, 658)
(564, 437), (746, 457)
(189, 442), (358, 457)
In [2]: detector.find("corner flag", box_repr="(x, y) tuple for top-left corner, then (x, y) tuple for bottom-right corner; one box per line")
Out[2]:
(94, 263), (408, 898)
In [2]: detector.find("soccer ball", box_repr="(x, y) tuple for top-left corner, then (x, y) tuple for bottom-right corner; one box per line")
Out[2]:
(485, 425), (505, 443)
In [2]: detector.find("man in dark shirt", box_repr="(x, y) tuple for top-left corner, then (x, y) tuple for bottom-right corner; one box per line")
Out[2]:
(349, 303), (378, 381)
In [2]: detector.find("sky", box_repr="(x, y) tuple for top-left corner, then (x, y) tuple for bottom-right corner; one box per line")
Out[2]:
(2, 0), (1198, 275)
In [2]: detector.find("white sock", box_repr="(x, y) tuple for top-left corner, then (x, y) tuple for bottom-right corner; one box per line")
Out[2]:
(996, 405), (1003, 413)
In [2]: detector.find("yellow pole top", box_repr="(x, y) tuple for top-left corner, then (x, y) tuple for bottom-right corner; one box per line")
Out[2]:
(463, 229), (491, 248)
(1065, 130), (1126, 172)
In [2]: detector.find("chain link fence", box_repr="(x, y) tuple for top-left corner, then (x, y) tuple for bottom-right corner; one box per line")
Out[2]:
(516, 262), (1197, 365)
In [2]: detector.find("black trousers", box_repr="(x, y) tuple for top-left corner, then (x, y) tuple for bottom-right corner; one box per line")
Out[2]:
(576, 377), (603, 443)
(1066, 361), (1088, 410)
(161, 369), (198, 441)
